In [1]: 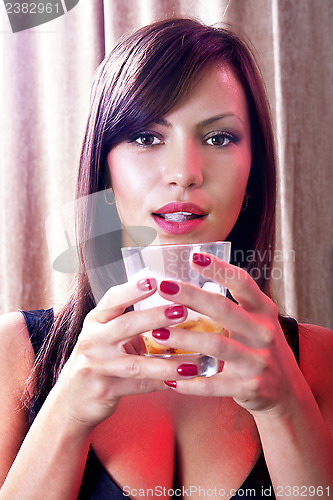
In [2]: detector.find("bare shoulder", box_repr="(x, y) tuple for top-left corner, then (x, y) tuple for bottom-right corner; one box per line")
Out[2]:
(298, 323), (333, 411)
(0, 311), (34, 358)
(0, 311), (35, 386)
(0, 312), (36, 482)
(299, 322), (333, 372)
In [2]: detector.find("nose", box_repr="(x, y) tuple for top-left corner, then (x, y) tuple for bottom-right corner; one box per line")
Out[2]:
(163, 138), (204, 190)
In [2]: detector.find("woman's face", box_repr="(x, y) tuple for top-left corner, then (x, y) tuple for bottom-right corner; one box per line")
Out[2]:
(107, 65), (252, 245)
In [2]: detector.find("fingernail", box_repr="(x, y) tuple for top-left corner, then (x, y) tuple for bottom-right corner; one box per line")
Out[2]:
(164, 380), (177, 388)
(218, 360), (225, 373)
(192, 253), (211, 266)
(152, 328), (170, 340)
(177, 364), (198, 377)
(160, 280), (180, 295)
(137, 278), (157, 291)
(164, 305), (185, 320)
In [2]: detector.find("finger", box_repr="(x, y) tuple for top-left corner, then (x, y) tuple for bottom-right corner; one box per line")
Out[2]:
(151, 325), (264, 365)
(88, 352), (200, 382)
(105, 303), (188, 344)
(108, 378), (168, 398)
(157, 280), (273, 347)
(191, 253), (275, 314)
(89, 277), (158, 323)
(166, 371), (258, 401)
(123, 335), (146, 355)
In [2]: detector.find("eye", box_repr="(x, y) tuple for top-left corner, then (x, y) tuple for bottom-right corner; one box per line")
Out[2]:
(204, 132), (237, 147)
(129, 132), (163, 146)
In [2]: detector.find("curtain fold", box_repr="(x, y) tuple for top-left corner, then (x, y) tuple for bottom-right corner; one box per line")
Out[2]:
(1, 0), (332, 328)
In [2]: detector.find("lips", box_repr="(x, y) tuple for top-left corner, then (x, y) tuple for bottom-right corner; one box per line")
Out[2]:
(152, 202), (208, 234)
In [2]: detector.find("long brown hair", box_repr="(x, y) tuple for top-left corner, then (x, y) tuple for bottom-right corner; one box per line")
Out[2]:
(28, 18), (277, 405)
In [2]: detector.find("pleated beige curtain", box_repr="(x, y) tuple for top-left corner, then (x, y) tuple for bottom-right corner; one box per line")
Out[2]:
(0, 0), (332, 329)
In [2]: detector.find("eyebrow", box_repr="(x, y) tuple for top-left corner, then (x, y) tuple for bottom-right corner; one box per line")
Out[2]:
(155, 118), (172, 127)
(155, 113), (243, 128)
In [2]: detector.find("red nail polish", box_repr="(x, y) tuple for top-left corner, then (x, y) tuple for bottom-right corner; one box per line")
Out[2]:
(160, 280), (180, 295)
(152, 328), (170, 340)
(164, 305), (185, 320)
(192, 253), (211, 266)
(218, 360), (225, 373)
(137, 278), (157, 291)
(177, 364), (198, 377)
(164, 380), (177, 388)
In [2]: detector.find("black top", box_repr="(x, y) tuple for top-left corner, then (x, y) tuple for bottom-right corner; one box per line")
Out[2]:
(21, 309), (299, 499)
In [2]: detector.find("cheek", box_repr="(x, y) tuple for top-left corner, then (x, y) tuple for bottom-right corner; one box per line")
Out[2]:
(108, 149), (153, 195)
(108, 151), (134, 199)
(216, 163), (250, 205)
(112, 172), (150, 218)
(108, 150), (156, 226)
(108, 152), (132, 222)
(211, 157), (250, 234)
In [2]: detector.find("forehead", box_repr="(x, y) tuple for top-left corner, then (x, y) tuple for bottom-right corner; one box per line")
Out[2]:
(163, 64), (250, 125)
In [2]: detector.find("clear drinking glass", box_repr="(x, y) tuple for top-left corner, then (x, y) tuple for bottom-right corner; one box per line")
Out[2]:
(121, 242), (231, 377)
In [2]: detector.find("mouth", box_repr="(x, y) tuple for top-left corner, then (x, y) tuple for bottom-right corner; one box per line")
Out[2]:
(152, 202), (208, 235)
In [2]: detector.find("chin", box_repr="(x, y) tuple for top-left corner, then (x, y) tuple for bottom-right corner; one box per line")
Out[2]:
(153, 233), (221, 246)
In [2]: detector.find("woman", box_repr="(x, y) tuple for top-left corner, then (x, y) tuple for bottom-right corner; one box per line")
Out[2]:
(0, 18), (332, 499)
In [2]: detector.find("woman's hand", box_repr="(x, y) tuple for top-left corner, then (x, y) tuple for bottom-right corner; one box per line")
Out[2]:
(50, 277), (191, 430)
(153, 252), (305, 417)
